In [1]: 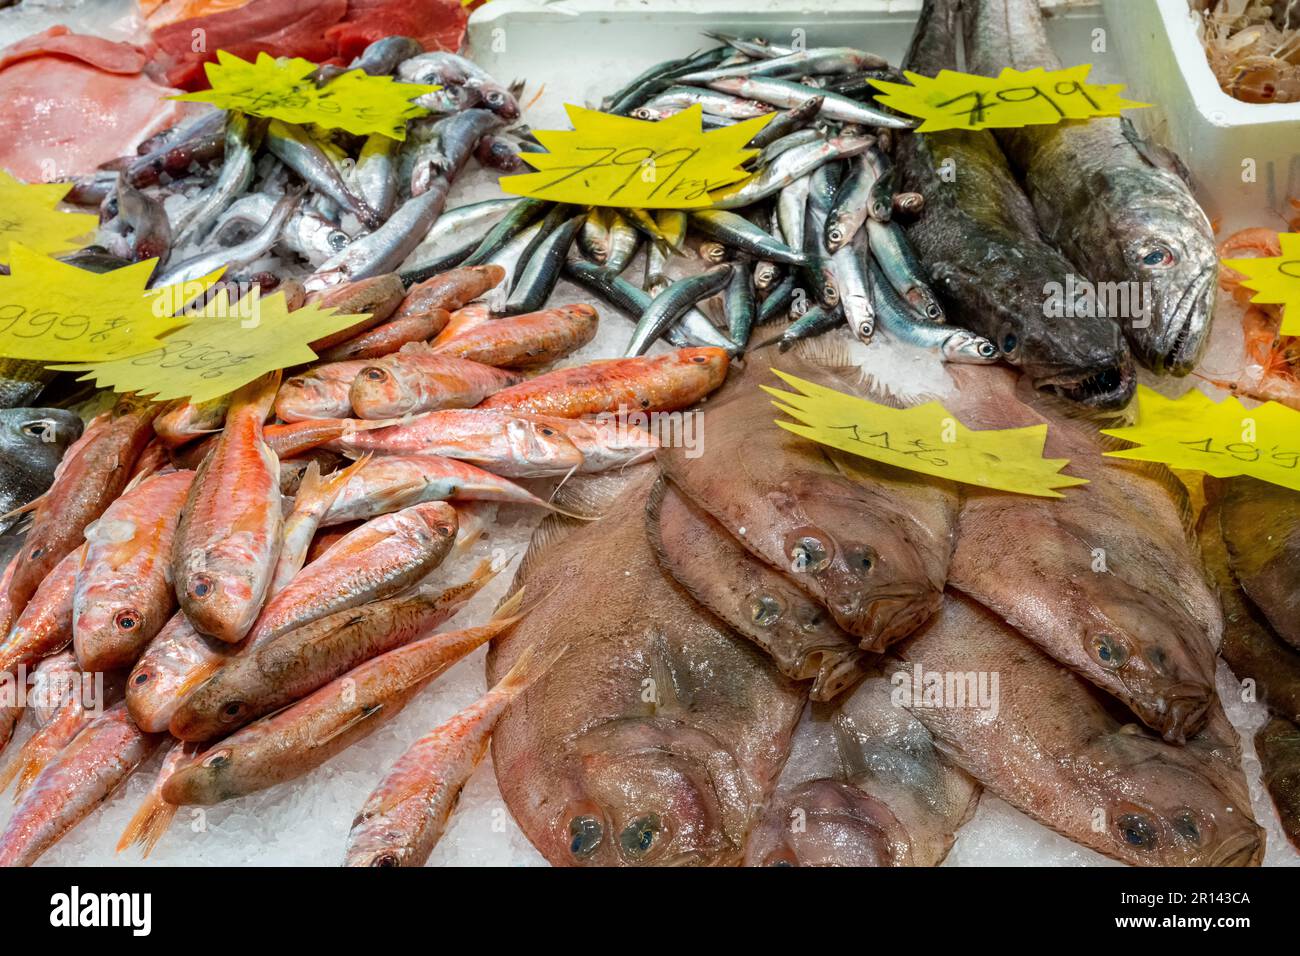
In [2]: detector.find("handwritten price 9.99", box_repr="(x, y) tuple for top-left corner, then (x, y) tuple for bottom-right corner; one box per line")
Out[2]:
(0, 303), (128, 345)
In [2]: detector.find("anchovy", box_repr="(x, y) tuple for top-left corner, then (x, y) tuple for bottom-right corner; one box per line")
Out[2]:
(724, 259), (757, 348)
(706, 75), (917, 128)
(869, 257), (999, 362)
(625, 264), (733, 356)
(634, 86), (774, 121)
(802, 163), (842, 307)
(605, 211), (640, 276)
(689, 210), (807, 265)
(604, 48), (732, 115)
(751, 128), (825, 169)
(709, 134), (874, 208)
(757, 273), (797, 324)
(679, 47), (890, 84)
(501, 213), (585, 315)
(746, 95), (824, 149)
(824, 148), (883, 253)
(399, 198), (521, 284)
(462, 198), (550, 266)
(172, 113), (263, 247)
(831, 233), (875, 341)
(266, 120), (382, 228)
(865, 218), (945, 322)
(775, 303), (844, 350)
(152, 189), (300, 287)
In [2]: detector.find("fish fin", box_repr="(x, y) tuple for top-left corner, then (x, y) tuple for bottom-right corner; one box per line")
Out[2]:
(646, 631), (690, 716)
(547, 470), (637, 519)
(314, 704), (384, 747)
(1119, 116), (1196, 186)
(0, 724), (58, 797)
(115, 745), (194, 857)
(0, 495), (44, 524)
(417, 558), (498, 607)
(302, 454), (370, 509)
(513, 513), (581, 585)
(494, 638), (570, 697)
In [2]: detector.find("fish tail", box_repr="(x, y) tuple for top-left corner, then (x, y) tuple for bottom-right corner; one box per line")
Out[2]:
(0, 730), (54, 798)
(494, 639), (570, 697)
(300, 455), (370, 509)
(116, 784), (180, 857)
(234, 369), (284, 420)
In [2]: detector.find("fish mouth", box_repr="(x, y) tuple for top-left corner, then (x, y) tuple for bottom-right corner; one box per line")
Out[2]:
(1207, 828), (1264, 867)
(1129, 683), (1212, 745)
(850, 586), (941, 651)
(1148, 265), (1216, 375)
(1038, 360), (1136, 410)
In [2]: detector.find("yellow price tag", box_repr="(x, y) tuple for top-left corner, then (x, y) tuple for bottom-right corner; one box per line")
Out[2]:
(1100, 386), (1300, 492)
(763, 371), (1087, 498)
(0, 170), (97, 259)
(54, 288), (372, 404)
(1223, 232), (1300, 336)
(869, 65), (1149, 133)
(0, 245), (220, 362)
(500, 104), (771, 209)
(172, 50), (439, 140)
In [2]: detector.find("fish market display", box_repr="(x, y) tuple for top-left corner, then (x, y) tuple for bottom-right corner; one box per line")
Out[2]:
(0, 0), (1294, 874)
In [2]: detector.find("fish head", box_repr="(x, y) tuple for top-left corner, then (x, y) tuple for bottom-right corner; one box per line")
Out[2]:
(504, 418), (585, 474)
(72, 593), (153, 672)
(777, 485), (942, 649)
(0, 407), (82, 461)
(537, 415), (659, 471)
(743, 779), (908, 866)
(939, 330), (1000, 364)
(344, 820), (420, 868)
(275, 371), (352, 421)
(161, 744), (242, 806)
(549, 717), (749, 866)
(349, 364), (415, 419)
(1007, 311), (1137, 410)
(677, 347), (731, 391)
(1104, 183), (1218, 375)
(177, 531), (271, 643)
(1078, 593), (1216, 743)
(1091, 731), (1264, 866)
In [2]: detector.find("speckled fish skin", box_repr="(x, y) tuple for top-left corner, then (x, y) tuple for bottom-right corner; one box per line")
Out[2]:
(350, 346), (523, 420)
(345, 641), (559, 867)
(429, 304), (599, 368)
(0, 706), (17, 756)
(327, 409), (585, 478)
(172, 374), (283, 644)
(72, 470), (193, 672)
(398, 265), (505, 317)
(488, 466), (806, 866)
(659, 348), (955, 651)
(319, 456), (565, 526)
(481, 348), (729, 418)
(894, 592), (1263, 867)
(245, 501), (458, 649)
(1200, 501), (1300, 724)
(8, 396), (160, 616)
(1217, 477), (1300, 651)
(964, 0), (1218, 376)
(305, 274), (408, 352)
(170, 563), (489, 742)
(126, 612), (234, 733)
(0, 703), (162, 867)
(1256, 717), (1300, 852)
(276, 361), (371, 423)
(0, 546), (81, 677)
(162, 618), (514, 806)
(945, 365), (1220, 743)
(317, 310), (451, 362)
(648, 478), (872, 702)
(744, 675), (979, 866)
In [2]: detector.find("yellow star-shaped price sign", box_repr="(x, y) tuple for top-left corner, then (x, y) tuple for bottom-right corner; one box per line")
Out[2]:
(1222, 231), (1300, 336)
(0, 244), (222, 362)
(0, 170), (97, 259)
(501, 104), (772, 209)
(763, 371), (1087, 498)
(1101, 386), (1300, 492)
(172, 50), (439, 140)
(869, 64), (1150, 133)
(55, 287), (372, 403)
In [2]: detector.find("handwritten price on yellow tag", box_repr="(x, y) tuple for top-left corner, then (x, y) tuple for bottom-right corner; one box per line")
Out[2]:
(869, 65), (1149, 133)
(0, 245), (221, 363)
(763, 371), (1086, 498)
(1222, 231), (1300, 336)
(500, 104), (771, 209)
(0, 171), (97, 259)
(173, 51), (439, 140)
(1101, 386), (1300, 492)
(54, 287), (371, 404)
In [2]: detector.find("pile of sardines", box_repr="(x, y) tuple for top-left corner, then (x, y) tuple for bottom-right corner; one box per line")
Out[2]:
(0, 0), (1294, 869)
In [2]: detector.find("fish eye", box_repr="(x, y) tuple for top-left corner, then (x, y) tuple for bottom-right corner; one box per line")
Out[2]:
(220, 700), (248, 723)
(750, 594), (783, 627)
(28, 546), (44, 560)
(618, 813), (663, 859)
(132, 669), (151, 686)
(631, 108), (652, 120)
(1140, 244), (1175, 268)
(189, 574), (215, 600)
(363, 367), (388, 382)
(19, 420), (52, 441)
(1115, 812), (1157, 850)
(846, 546), (876, 573)
(1172, 810), (1202, 845)
(1090, 632), (1129, 670)
(540, 427), (556, 436)
(114, 609), (141, 631)
(568, 815), (604, 860)
(787, 532), (832, 574)
(202, 748), (232, 770)
(1002, 332), (1019, 353)
(763, 849), (799, 867)
(690, 355), (706, 364)
(369, 853), (401, 867)
(828, 226), (843, 243)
